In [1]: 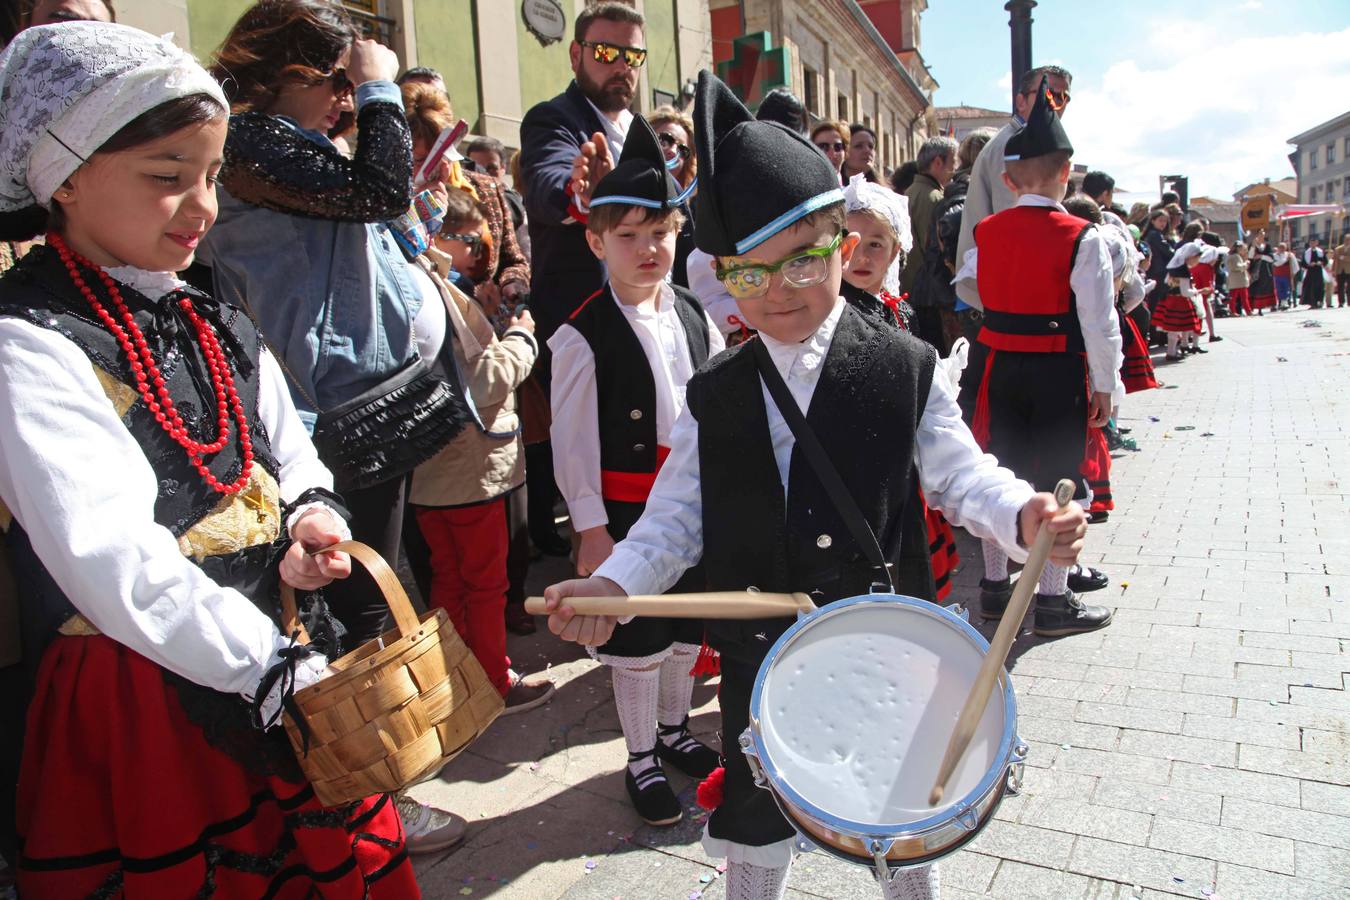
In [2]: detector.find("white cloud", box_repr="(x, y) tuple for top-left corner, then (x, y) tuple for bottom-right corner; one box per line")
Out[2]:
(1240, 0), (1262, 9)
(993, 70), (1011, 93)
(1065, 21), (1350, 200)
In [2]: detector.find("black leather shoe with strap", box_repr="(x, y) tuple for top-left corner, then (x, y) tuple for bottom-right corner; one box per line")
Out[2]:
(1033, 591), (1113, 637)
(1067, 564), (1109, 593)
(655, 719), (720, 778)
(625, 751), (682, 826)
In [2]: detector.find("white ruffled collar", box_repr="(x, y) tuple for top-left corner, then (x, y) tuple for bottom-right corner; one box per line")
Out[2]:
(105, 265), (185, 299)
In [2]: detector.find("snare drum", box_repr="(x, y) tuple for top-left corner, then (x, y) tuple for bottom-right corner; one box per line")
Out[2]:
(741, 594), (1025, 879)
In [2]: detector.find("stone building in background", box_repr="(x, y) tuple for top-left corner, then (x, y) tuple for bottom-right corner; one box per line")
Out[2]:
(119, 0), (713, 153)
(1287, 112), (1350, 245)
(709, 0), (935, 175)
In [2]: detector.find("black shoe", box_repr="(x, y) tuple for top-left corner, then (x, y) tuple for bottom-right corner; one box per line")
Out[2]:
(531, 529), (571, 557)
(1087, 510), (1110, 524)
(1067, 564), (1109, 593)
(1209, 335), (1223, 343)
(1191, 345), (1208, 354)
(1034, 591), (1113, 636)
(979, 577), (1013, 620)
(656, 719), (720, 778)
(1117, 427), (1132, 435)
(625, 753), (682, 826)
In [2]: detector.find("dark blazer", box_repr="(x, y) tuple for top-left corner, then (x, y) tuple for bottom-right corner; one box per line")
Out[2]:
(519, 81), (609, 341)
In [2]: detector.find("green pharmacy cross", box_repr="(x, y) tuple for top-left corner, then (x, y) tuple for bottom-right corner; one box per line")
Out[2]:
(716, 32), (790, 110)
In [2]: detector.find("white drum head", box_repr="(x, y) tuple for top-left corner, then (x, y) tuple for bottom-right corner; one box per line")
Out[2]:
(755, 601), (1006, 825)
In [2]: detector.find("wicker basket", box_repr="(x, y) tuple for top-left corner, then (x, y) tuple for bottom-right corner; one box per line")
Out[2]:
(279, 540), (504, 808)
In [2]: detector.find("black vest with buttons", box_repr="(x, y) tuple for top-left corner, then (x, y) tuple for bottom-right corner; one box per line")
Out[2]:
(567, 283), (710, 475)
(685, 304), (937, 664)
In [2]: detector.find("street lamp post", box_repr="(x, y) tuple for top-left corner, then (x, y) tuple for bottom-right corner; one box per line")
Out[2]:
(1005, 0), (1037, 111)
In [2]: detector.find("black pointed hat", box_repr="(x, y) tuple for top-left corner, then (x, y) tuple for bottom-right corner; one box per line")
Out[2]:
(692, 71), (844, 256)
(1004, 75), (1074, 162)
(590, 115), (692, 212)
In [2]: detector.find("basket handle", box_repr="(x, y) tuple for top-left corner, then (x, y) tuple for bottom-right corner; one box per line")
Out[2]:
(279, 540), (421, 644)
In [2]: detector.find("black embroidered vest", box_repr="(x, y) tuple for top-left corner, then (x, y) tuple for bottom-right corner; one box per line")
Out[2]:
(685, 305), (937, 664)
(0, 246), (334, 778)
(567, 283), (710, 477)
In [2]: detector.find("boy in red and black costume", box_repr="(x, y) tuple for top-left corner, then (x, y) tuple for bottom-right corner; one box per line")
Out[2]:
(956, 77), (1122, 635)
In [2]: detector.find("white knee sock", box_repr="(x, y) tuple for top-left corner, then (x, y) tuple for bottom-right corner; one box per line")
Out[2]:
(656, 646), (698, 738)
(724, 861), (791, 900)
(982, 540), (1009, 582)
(611, 664), (660, 777)
(1167, 332), (1181, 355)
(877, 864), (940, 900)
(1039, 562), (1069, 596)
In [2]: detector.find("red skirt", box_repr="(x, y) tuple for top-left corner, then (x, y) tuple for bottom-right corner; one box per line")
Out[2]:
(922, 495), (960, 602)
(1119, 314), (1157, 393)
(1250, 290), (1277, 310)
(1154, 292), (1202, 333)
(1190, 262), (1215, 292)
(16, 635), (420, 899)
(1080, 426), (1113, 513)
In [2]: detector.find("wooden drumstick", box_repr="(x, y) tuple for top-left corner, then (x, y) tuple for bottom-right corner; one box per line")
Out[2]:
(928, 478), (1077, 807)
(524, 591), (814, 620)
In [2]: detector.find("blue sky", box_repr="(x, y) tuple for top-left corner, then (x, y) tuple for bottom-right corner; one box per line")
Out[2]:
(921, 0), (1350, 199)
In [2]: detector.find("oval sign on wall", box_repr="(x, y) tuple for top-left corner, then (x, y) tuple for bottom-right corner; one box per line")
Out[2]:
(522, 0), (567, 46)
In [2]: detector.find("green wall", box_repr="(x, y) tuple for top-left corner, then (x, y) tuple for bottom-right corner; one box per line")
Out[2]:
(641, 0), (679, 106)
(187, 0), (254, 64)
(515, 4), (574, 114)
(413, 0), (480, 131)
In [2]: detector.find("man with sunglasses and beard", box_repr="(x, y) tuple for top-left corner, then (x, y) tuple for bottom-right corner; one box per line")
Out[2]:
(518, 2), (647, 557)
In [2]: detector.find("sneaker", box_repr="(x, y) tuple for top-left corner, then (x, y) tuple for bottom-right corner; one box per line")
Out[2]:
(625, 752), (682, 826)
(1033, 591), (1113, 637)
(656, 718), (720, 778)
(1067, 564), (1109, 592)
(979, 577), (1013, 621)
(395, 795), (467, 854)
(500, 670), (555, 717)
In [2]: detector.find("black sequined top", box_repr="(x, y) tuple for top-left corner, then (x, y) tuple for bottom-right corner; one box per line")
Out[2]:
(220, 98), (413, 223)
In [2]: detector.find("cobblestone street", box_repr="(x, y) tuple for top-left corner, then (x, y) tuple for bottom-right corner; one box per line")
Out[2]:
(411, 310), (1350, 900)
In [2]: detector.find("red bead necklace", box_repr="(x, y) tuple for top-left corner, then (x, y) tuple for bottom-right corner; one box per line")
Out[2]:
(47, 233), (254, 495)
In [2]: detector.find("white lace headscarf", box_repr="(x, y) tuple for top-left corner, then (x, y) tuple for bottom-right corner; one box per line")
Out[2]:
(0, 21), (226, 212)
(843, 173), (911, 294)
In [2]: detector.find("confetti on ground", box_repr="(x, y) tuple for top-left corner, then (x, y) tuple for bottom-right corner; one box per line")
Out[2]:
(586, 861), (597, 871)
(1149, 416), (1160, 422)
(526, 841), (538, 850)
(1175, 425), (1195, 431)
(1120, 582), (1130, 589)
(717, 863), (727, 873)
(459, 889), (473, 896)
(1201, 432), (1214, 437)
(700, 874), (714, 884)
(1059, 743), (1072, 750)
(1173, 875), (1186, 884)
(1202, 888), (1215, 897)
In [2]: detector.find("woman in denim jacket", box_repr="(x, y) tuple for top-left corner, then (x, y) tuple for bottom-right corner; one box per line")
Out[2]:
(198, 0), (471, 854)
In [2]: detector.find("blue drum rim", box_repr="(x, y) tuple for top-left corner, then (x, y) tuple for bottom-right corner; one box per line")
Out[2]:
(746, 594), (1019, 840)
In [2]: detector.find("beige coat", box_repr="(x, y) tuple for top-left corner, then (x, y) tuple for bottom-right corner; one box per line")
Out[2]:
(1332, 243), (1350, 276)
(410, 248), (538, 507)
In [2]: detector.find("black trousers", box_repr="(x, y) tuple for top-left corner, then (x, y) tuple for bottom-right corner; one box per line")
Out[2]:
(525, 441), (561, 545)
(1339, 273), (1350, 307)
(982, 351), (1089, 495)
(706, 656), (796, 847)
(325, 475), (407, 646)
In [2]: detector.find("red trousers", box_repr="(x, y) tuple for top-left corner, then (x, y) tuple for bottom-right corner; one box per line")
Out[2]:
(416, 499), (511, 695)
(1230, 287), (1251, 315)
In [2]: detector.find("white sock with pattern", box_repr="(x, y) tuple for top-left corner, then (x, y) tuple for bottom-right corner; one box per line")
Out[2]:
(723, 861), (791, 900)
(982, 540), (1009, 582)
(877, 864), (940, 900)
(1039, 562), (1070, 596)
(657, 646), (698, 745)
(611, 664), (660, 778)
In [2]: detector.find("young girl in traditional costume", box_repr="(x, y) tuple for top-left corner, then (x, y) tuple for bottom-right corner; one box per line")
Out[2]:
(0, 22), (417, 897)
(840, 174), (961, 601)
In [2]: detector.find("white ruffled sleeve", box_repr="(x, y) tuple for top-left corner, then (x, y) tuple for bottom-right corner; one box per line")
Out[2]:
(0, 319), (323, 703)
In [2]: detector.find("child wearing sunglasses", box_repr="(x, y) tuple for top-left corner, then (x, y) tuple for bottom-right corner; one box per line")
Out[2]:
(549, 116), (724, 828)
(541, 72), (1089, 900)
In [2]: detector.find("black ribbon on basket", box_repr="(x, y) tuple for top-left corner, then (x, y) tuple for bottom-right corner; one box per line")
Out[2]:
(252, 632), (317, 756)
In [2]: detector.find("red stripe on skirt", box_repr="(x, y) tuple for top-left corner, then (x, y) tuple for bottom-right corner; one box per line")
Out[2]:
(16, 635), (419, 899)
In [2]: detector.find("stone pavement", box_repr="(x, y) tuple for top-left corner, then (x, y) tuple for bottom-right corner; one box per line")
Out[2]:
(410, 309), (1350, 900)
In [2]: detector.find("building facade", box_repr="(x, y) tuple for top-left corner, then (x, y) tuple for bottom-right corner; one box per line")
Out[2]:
(933, 105), (1005, 141)
(1288, 112), (1350, 245)
(121, 0), (713, 151)
(709, 0), (934, 175)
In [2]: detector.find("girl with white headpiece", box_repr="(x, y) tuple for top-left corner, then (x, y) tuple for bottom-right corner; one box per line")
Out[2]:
(840, 173), (962, 602)
(842, 172), (914, 328)
(0, 21), (417, 897)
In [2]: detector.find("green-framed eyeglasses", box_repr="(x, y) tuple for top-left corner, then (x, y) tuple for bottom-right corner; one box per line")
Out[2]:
(715, 232), (844, 300)
(580, 40), (648, 69)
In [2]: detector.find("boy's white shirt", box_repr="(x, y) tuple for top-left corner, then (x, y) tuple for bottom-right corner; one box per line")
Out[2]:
(594, 297), (1037, 598)
(548, 281), (724, 533)
(952, 193), (1124, 395)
